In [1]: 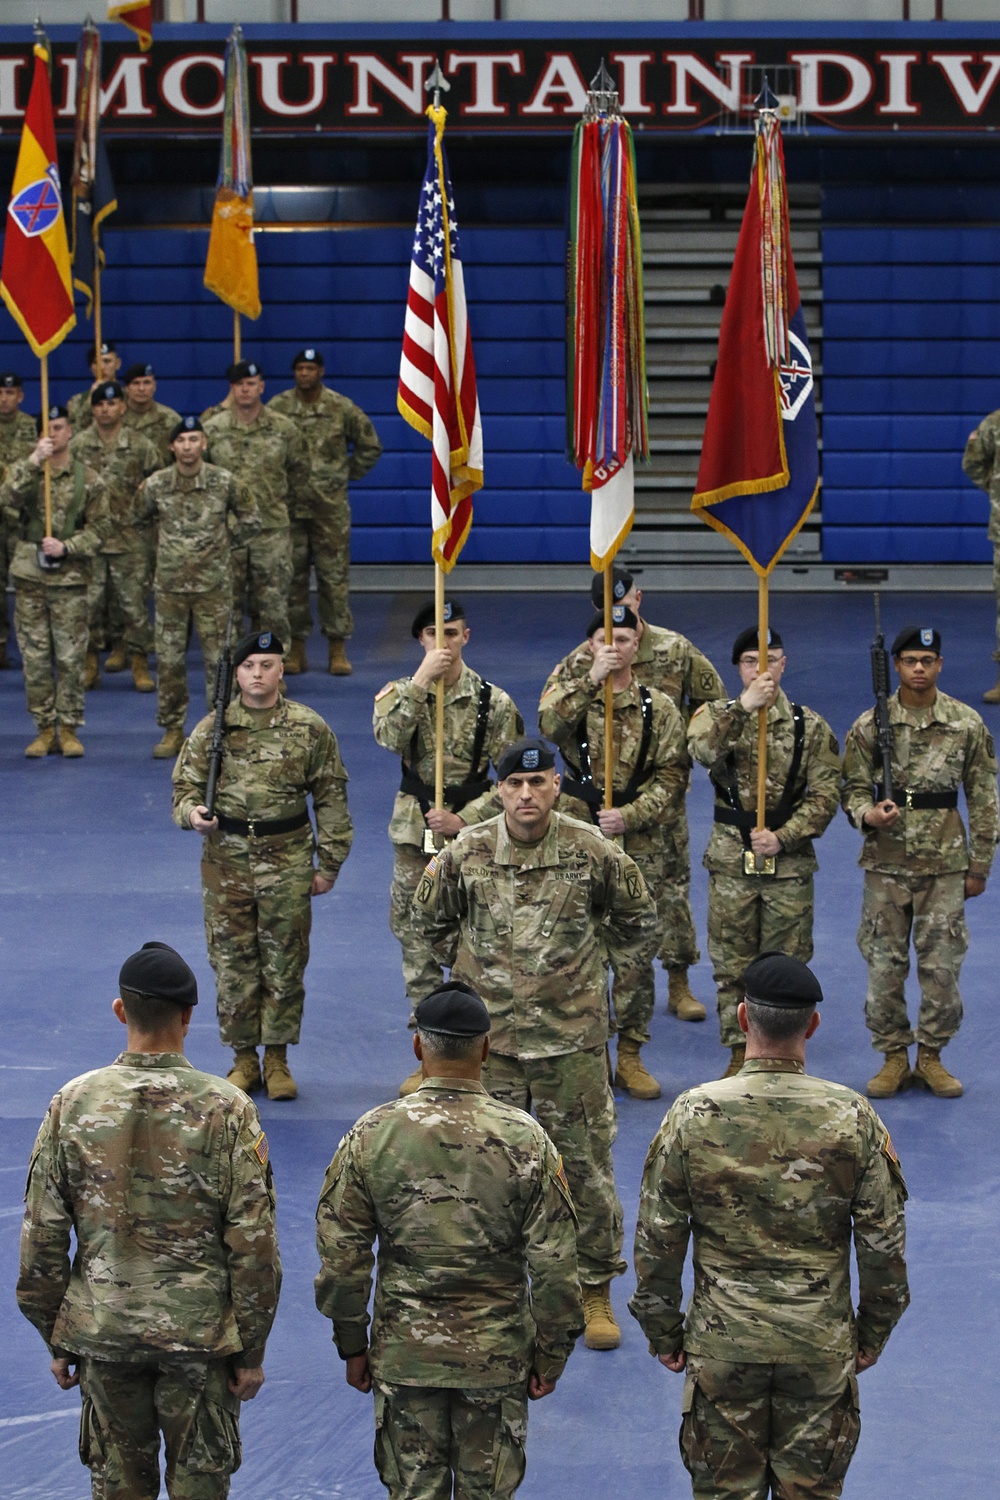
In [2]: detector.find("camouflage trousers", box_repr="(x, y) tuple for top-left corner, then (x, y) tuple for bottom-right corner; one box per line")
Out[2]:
(202, 828), (315, 1047)
(680, 1356), (860, 1500)
(14, 582), (88, 729)
(231, 527), (291, 646)
(89, 529), (154, 653)
(857, 869), (968, 1053)
(707, 872), (814, 1047)
(610, 845), (670, 1044)
(289, 487), (353, 642)
(655, 802), (700, 969)
(483, 1046), (626, 1288)
(373, 1381), (527, 1500)
(0, 530), (12, 649)
(155, 586), (230, 731)
(993, 544), (1000, 660)
(390, 843), (456, 1012)
(79, 1355), (241, 1500)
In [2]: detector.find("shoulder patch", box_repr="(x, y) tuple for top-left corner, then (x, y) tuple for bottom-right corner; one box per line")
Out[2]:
(252, 1131), (269, 1167)
(987, 735), (995, 760)
(553, 1153), (574, 1208)
(625, 869), (643, 900)
(423, 854), (438, 878)
(881, 1128), (898, 1165)
(374, 682), (395, 703)
(829, 732), (840, 755)
(699, 670), (716, 693)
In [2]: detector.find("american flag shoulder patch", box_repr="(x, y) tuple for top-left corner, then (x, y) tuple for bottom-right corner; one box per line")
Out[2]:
(253, 1131), (269, 1167)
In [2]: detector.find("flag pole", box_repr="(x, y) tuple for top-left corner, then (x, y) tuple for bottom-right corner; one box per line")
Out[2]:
(39, 355), (52, 537)
(603, 565), (614, 809)
(93, 258), (102, 359)
(233, 308), (241, 361)
(434, 563), (445, 816)
(755, 573), (769, 867)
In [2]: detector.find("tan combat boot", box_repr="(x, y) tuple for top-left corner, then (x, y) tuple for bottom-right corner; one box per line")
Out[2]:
(721, 1044), (746, 1079)
(131, 653), (155, 692)
(328, 637), (352, 676)
(913, 1045), (963, 1098)
(152, 727), (185, 760)
(284, 638), (307, 675)
(263, 1044), (298, 1100)
(867, 1049), (912, 1098)
(982, 672), (1000, 705)
(84, 650), (100, 690)
(25, 726), (57, 758)
(59, 726), (85, 758)
(582, 1283), (621, 1350)
(104, 642), (127, 672)
(227, 1048), (263, 1094)
(398, 1066), (424, 1097)
(614, 1038), (662, 1099)
(667, 968), (707, 1022)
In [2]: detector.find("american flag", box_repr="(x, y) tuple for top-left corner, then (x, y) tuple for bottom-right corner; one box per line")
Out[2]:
(397, 108), (483, 572)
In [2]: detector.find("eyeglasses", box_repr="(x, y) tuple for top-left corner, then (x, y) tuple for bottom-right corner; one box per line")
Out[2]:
(739, 654), (785, 669)
(898, 655), (939, 668)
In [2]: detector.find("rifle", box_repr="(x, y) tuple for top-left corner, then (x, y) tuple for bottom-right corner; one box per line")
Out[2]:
(204, 609), (235, 819)
(870, 593), (895, 805)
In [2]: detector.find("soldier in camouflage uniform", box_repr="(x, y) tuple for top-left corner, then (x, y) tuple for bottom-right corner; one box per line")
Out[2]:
(204, 360), (315, 649)
(961, 408), (1000, 700)
(17, 940), (281, 1500)
(2, 407), (109, 758)
(688, 627), (841, 1077)
(65, 339), (122, 434)
(315, 983), (583, 1500)
(539, 604), (687, 1100)
(122, 360), (181, 468)
(0, 372), (37, 669)
(842, 625), (999, 1099)
(138, 415), (260, 759)
(630, 952), (909, 1500)
(373, 597), (523, 1091)
(412, 737), (656, 1353)
(545, 565), (726, 1022)
(268, 347), (382, 675)
(172, 631), (353, 1101)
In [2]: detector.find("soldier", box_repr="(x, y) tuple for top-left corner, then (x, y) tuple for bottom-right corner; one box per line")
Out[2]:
(373, 597), (523, 1086)
(2, 406), (109, 757)
(0, 371), (37, 669)
(65, 339), (121, 433)
(17, 940), (281, 1500)
(412, 737), (656, 1352)
(842, 625), (999, 1099)
(961, 409), (1000, 701)
(268, 346), (382, 675)
(630, 952), (909, 1500)
(122, 361), (181, 468)
(315, 983), (583, 1500)
(72, 380), (159, 692)
(172, 631), (353, 1101)
(138, 416), (260, 760)
(539, 604), (687, 1100)
(545, 566), (726, 1022)
(688, 627), (841, 1077)
(204, 360), (314, 648)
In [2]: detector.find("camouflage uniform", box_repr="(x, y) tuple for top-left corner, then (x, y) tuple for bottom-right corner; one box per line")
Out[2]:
(315, 1077), (583, 1500)
(124, 398), (182, 469)
(412, 810), (656, 1287)
(962, 410), (1000, 659)
(268, 385), (381, 642)
(0, 408), (37, 659)
(842, 689), (999, 1054)
(688, 691), (842, 1047)
(629, 1059), (910, 1500)
(67, 388), (97, 433)
(17, 1050), (281, 1500)
(373, 662), (523, 1006)
(137, 461), (260, 732)
(172, 698), (353, 1048)
(2, 456), (109, 731)
(204, 406), (314, 646)
(538, 673), (688, 1042)
(71, 423), (159, 655)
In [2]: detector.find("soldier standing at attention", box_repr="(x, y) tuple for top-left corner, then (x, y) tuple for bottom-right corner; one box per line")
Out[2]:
(630, 952), (909, 1500)
(373, 596), (523, 1093)
(138, 416), (260, 760)
(688, 626), (841, 1078)
(412, 737), (656, 1352)
(204, 360), (314, 648)
(2, 406), (108, 757)
(66, 340), (122, 433)
(172, 631), (353, 1101)
(961, 409), (1000, 701)
(17, 941), (281, 1500)
(268, 347), (382, 676)
(315, 983), (583, 1500)
(544, 566), (726, 1022)
(0, 372), (37, 670)
(539, 604), (688, 1100)
(121, 361), (181, 469)
(842, 625), (999, 1099)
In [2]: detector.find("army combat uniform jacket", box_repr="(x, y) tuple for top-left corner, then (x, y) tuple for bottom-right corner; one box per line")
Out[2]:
(17, 1052), (281, 1365)
(315, 1077), (583, 1386)
(962, 410), (1000, 542)
(70, 424), (159, 553)
(0, 409), (36, 478)
(137, 460), (260, 595)
(547, 620), (725, 733)
(123, 399), (182, 470)
(204, 406), (315, 531)
(3, 457), (109, 588)
(267, 385), (382, 508)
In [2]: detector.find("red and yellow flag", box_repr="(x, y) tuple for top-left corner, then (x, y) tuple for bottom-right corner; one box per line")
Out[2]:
(107, 2), (153, 53)
(0, 42), (76, 358)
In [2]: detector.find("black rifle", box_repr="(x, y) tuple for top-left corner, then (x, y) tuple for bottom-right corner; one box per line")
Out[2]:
(871, 593), (895, 804)
(205, 610), (235, 819)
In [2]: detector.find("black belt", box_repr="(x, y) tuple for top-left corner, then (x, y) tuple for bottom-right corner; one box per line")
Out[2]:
(216, 809), (310, 837)
(398, 772), (493, 813)
(875, 786), (959, 810)
(714, 805), (791, 831)
(561, 775), (648, 811)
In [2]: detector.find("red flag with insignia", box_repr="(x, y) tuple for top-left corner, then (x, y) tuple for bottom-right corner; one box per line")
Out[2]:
(107, 2), (153, 52)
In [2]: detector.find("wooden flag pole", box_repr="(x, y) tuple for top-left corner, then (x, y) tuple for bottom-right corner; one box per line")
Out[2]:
(39, 355), (52, 538)
(233, 309), (241, 361)
(755, 571), (769, 869)
(603, 564), (614, 810)
(93, 258), (102, 363)
(434, 562), (445, 819)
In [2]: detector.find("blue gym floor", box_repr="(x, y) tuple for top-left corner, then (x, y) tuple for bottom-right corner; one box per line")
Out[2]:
(1, 587), (998, 1498)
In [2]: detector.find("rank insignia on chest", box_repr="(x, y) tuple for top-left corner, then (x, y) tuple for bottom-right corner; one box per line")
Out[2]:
(252, 1131), (269, 1166)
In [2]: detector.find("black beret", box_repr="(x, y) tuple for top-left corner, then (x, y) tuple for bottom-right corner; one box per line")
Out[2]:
(411, 598), (466, 638)
(233, 630), (284, 668)
(91, 381), (124, 405)
(589, 566), (634, 608)
(496, 736), (557, 780)
(227, 359), (262, 383)
(119, 941), (198, 1007)
(292, 347), (324, 368)
(169, 416), (204, 442)
(123, 362), (155, 384)
(87, 340), (117, 361)
(415, 981), (491, 1036)
(732, 626), (783, 664)
(891, 625), (941, 656)
(0, 371), (24, 388)
(587, 604), (639, 638)
(743, 951), (823, 1008)
(36, 405), (69, 431)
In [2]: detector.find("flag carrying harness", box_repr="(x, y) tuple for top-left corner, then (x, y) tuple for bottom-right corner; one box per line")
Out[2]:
(399, 681), (495, 815)
(560, 686), (654, 820)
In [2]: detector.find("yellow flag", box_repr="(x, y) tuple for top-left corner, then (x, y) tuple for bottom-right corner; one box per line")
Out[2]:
(203, 28), (260, 320)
